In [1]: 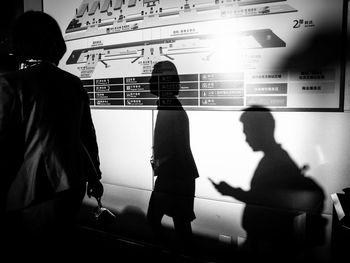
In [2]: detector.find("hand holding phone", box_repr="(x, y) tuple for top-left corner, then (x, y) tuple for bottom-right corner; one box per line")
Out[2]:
(209, 178), (234, 196)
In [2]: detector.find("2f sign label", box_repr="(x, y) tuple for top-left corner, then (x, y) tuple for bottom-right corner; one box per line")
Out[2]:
(293, 19), (315, 28)
(293, 19), (301, 28)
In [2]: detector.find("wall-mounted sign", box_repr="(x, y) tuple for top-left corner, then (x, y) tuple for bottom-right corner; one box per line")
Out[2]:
(55, 0), (347, 111)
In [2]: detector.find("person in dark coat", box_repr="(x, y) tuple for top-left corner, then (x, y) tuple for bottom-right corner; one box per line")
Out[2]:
(0, 11), (103, 258)
(147, 61), (199, 252)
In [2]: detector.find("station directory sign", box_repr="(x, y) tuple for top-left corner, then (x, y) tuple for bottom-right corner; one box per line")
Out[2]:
(53, 0), (347, 110)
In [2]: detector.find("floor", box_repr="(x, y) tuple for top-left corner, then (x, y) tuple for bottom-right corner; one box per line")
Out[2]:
(75, 225), (238, 263)
(73, 202), (239, 263)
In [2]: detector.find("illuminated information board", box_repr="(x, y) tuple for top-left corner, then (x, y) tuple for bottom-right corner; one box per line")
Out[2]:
(46, 0), (346, 111)
(83, 69), (337, 109)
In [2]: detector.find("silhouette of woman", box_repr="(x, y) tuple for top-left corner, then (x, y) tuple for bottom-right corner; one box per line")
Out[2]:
(147, 61), (199, 252)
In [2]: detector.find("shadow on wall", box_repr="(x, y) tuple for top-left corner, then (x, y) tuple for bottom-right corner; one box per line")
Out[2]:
(75, 22), (348, 263)
(76, 107), (328, 263)
(211, 106), (327, 263)
(147, 60), (199, 253)
(279, 24), (347, 71)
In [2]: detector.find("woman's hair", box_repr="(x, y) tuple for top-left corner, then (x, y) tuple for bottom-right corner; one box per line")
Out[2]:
(149, 60), (180, 97)
(11, 11), (66, 65)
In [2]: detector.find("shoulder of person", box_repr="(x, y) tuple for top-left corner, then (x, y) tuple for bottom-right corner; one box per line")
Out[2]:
(55, 66), (81, 83)
(54, 67), (86, 92)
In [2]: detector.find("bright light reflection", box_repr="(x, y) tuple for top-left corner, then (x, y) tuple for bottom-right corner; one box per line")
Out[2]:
(206, 33), (248, 72)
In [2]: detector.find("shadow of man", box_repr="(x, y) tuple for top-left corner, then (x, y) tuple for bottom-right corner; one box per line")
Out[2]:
(212, 106), (326, 263)
(146, 61), (199, 254)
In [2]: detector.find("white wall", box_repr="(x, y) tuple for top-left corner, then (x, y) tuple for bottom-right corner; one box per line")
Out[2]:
(88, 108), (350, 261)
(90, 108), (350, 212)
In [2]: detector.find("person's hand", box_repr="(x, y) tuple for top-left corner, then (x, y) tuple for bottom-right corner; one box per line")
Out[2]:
(87, 180), (104, 199)
(209, 178), (233, 195)
(215, 181), (234, 196)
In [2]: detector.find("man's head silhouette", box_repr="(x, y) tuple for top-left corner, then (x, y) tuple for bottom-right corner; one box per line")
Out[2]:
(239, 106), (275, 151)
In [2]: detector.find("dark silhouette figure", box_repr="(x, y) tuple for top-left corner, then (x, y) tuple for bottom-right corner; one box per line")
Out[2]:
(0, 2), (21, 73)
(0, 11), (103, 259)
(147, 61), (199, 253)
(0, 53), (17, 75)
(211, 106), (326, 262)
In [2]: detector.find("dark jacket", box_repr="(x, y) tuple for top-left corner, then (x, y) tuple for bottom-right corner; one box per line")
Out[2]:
(149, 99), (199, 220)
(153, 99), (199, 181)
(0, 62), (101, 211)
